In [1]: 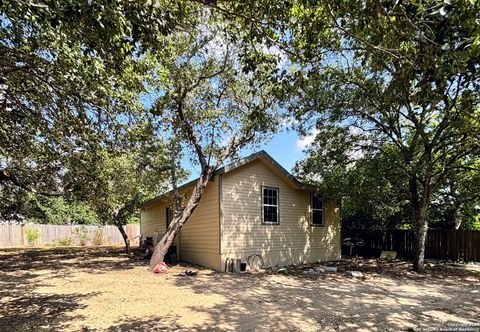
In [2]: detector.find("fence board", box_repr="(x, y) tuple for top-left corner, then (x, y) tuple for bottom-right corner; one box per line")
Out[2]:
(343, 229), (480, 262)
(0, 224), (140, 247)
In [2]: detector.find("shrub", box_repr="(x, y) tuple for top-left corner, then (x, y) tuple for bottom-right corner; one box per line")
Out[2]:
(56, 237), (72, 246)
(74, 225), (89, 246)
(24, 226), (41, 246)
(92, 227), (104, 246)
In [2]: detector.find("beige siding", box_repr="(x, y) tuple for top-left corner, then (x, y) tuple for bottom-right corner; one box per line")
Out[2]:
(140, 201), (167, 239)
(220, 159), (341, 270)
(179, 178), (221, 270)
(141, 157), (341, 272)
(140, 177), (221, 271)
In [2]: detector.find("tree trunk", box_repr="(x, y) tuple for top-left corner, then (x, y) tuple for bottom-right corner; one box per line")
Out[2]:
(116, 223), (130, 254)
(149, 172), (211, 270)
(452, 202), (462, 230)
(409, 175), (431, 273)
(412, 214), (428, 272)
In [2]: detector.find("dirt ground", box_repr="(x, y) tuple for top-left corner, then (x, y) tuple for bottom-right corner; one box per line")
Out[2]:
(0, 247), (479, 332)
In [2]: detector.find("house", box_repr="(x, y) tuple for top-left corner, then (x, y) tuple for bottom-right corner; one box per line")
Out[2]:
(140, 150), (341, 271)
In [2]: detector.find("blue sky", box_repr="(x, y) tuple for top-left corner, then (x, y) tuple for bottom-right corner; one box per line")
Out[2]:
(183, 128), (314, 182)
(140, 93), (314, 182)
(244, 129), (306, 172)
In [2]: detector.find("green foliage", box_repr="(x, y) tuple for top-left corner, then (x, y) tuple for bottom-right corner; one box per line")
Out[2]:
(0, 1), (290, 230)
(92, 228), (104, 246)
(127, 215), (140, 225)
(467, 217), (480, 231)
(0, 0), (192, 221)
(86, 140), (171, 230)
(56, 238), (72, 246)
(292, 1), (480, 242)
(74, 225), (89, 246)
(24, 226), (41, 246)
(149, 19), (286, 160)
(32, 197), (99, 225)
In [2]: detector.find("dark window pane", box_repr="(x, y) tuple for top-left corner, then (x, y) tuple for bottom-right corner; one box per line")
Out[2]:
(263, 206), (278, 223)
(312, 195), (323, 210)
(312, 210), (323, 225)
(271, 196), (277, 205)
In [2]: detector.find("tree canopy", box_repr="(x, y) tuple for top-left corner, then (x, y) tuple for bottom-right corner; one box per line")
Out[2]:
(1, 0), (478, 272)
(291, 0), (480, 271)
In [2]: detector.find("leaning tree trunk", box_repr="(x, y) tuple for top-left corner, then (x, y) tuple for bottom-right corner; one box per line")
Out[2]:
(115, 222), (130, 254)
(149, 173), (211, 270)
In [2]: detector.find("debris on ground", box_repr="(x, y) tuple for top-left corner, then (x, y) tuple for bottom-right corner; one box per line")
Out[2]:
(380, 250), (397, 260)
(153, 261), (169, 273)
(1, 247), (479, 331)
(323, 266), (338, 273)
(347, 271), (364, 278)
(303, 268), (317, 275)
(184, 270), (198, 276)
(247, 256), (479, 281)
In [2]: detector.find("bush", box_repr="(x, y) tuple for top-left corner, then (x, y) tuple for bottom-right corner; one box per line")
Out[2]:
(56, 237), (72, 246)
(24, 226), (41, 246)
(92, 227), (104, 246)
(74, 225), (89, 246)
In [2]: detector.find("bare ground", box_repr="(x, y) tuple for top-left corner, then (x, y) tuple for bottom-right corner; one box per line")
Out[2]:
(0, 247), (479, 331)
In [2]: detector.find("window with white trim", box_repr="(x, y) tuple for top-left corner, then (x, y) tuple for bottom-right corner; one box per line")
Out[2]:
(311, 194), (323, 226)
(262, 187), (279, 224)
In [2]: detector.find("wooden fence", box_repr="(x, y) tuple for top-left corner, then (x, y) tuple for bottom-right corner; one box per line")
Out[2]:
(343, 229), (480, 262)
(0, 224), (140, 247)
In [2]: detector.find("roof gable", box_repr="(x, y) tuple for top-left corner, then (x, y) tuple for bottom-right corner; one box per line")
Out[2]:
(141, 150), (316, 208)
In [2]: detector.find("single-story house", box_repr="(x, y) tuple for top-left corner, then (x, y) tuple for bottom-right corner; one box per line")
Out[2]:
(140, 150), (341, 271)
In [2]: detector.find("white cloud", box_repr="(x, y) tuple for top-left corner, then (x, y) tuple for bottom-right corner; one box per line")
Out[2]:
(296, 129), (319, 150)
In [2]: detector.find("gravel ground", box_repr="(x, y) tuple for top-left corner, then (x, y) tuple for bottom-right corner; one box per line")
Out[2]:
(0, 247), (479, 331)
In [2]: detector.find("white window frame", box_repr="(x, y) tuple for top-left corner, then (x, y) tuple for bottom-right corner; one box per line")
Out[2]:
(262, 186), (279, 225)
(310, 194), (324, 226)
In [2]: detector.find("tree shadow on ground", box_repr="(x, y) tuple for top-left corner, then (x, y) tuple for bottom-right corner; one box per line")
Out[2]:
(109, 258), (480, 331)
(104, 315), (187, 332)
(0, 247), (143, 331)
(0, 246), (146, 275)
(0, 291), (96, 331)
(2, 248), (479, 331)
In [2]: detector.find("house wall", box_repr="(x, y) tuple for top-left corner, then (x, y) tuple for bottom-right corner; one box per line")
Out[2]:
(179, 178), (221, 270)
(220, 159), (341, 271)
(139, 177), (221, 271)
(140, 201), (167, 240)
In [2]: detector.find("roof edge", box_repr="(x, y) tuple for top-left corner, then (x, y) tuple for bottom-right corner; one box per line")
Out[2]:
(140, 150), (317, 209)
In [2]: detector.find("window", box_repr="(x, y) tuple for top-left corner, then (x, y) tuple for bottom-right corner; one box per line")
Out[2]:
(311, 194), (323, 226)
(166, 207), (173, 228)
(262, 187), (279, 224)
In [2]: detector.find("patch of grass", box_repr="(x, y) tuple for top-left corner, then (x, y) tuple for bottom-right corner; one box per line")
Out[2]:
(55, 237), (72, 246)
(92, 227), (103, 245)
(24, 226), (41, 246)
(74, 225), (89, 246)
